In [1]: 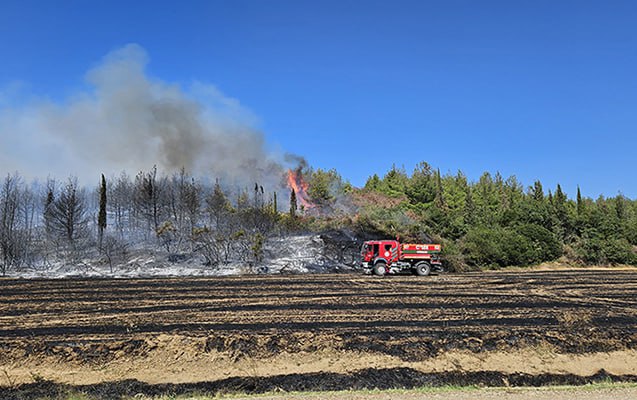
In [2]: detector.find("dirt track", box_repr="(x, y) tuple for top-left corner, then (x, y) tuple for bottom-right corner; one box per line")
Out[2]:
(1, 269), (637, 398)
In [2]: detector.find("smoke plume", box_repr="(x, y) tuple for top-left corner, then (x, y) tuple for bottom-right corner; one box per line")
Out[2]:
(0, 44), (295, 188)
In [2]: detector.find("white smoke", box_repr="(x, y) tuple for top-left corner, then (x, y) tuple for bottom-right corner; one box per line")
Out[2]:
(0, 44), (292, 188)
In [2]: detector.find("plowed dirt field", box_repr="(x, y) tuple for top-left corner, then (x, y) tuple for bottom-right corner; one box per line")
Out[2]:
(1, 269), (637, 399)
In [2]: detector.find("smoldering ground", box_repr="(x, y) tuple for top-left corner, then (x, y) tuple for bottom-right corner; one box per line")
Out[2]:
(0, 44), (296, 189)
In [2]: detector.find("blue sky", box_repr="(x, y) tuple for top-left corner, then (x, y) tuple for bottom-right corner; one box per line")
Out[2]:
(1, 0), (636, 198)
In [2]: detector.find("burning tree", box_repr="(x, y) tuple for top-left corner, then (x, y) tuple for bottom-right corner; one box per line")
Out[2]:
(287, 168), (314, 211)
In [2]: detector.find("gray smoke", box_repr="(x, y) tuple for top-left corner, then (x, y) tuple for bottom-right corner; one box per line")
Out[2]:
(0, 44), (296, 188)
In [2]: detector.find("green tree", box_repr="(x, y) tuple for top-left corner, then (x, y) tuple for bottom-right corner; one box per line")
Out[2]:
(473, 172), (499, 225)
(532, 180), (544, 202)
(308, 168), (346, 206)
(381, 165), (408, 196)
(273, 191), (278, 214)
(405, 162), (435, 204)
(434, 169), (446, 209)
(463, 187), (476, 226)
(364, 174), (381, 191)
(552, 183), (572, 240)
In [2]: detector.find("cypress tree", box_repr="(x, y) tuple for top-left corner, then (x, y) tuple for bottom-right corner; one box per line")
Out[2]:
(260, 186), (264, 209)
(553, 184), (569, 239)
(289, 189), (297, 219)
(273, 191), (278, 214)
(44, 187), (54, 236)
(576, 185), (583, 216)
(555, 184), (566, 205)
(98, 174), (107, 249)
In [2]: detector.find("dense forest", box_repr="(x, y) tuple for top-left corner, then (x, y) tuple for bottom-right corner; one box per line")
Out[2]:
(0, 161), (636, 276)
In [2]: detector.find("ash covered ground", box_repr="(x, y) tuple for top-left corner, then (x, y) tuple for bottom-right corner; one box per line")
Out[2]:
(8, 233), (362, 279)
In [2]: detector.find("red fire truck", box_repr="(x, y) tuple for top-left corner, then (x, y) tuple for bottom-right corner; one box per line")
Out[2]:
(361, 240), (443, 276)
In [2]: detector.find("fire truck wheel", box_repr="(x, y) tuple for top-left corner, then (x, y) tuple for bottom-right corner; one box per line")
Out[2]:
(373, 261), (387, 276)
(414, 262), (431, 276)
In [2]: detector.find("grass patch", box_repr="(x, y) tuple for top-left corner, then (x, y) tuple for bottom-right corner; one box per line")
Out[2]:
(58, 382), (634, 400)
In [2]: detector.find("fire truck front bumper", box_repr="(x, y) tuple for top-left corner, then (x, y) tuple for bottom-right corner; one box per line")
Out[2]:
(361, 262), (373, 274)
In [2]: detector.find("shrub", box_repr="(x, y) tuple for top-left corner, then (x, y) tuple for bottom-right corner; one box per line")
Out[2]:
(462, 224), (561, 268)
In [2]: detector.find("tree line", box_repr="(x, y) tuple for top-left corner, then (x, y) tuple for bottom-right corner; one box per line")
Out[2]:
(1, 162), (635, 275)
(358, 162), (637, 270)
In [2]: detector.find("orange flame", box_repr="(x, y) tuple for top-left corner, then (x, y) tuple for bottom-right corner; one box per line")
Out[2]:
(287, 169), (314, 209)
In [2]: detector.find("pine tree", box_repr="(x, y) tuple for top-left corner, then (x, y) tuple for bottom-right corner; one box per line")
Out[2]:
(237, 190), (249, 210)
(50, 178), (88, 243)
(463, 187), (476, 226)
(364, 174), (381, 191)
(434, 169), (445, 209)
(207, 180), (230, 229)
(532, 180), (544, 202)
(615, 194), (626, 221)
(98, 174), (107, 249)
(134, 166), (163, 233)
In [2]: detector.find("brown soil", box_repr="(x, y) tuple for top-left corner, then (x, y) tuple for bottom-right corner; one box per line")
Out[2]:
(1, 269), (636, 398)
